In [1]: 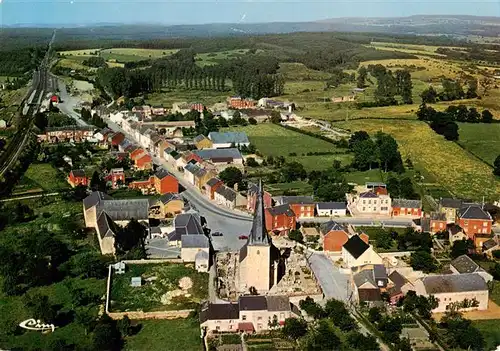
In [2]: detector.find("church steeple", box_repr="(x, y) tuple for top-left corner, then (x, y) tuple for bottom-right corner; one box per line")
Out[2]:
(248, 179), (270, 246)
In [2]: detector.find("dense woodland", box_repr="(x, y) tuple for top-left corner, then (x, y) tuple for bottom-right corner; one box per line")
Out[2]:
(97, 50), (285, 99)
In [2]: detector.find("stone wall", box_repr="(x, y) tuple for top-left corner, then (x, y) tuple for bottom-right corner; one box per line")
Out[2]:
(107, 309), (194, 320)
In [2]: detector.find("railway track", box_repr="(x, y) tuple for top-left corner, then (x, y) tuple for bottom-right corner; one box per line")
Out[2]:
(0, 31), (55, 178)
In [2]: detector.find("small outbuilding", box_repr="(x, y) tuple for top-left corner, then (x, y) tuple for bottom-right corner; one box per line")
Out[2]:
(131, 276), (142, 287)
(113, 261), (126, 274)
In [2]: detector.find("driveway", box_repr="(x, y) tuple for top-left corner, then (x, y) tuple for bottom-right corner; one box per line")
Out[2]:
(145, 238), (181, 259)
(55, 77), (89, 126)
(307, 252), (351, 302)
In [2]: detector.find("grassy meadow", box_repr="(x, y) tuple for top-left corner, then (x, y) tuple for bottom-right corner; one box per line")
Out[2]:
(334, 119), (500, 200)
(14, 163), (70, 194)
(458, 123), (500, 166)
(125, 318), (202, 351)
(224, 123), (351, 170)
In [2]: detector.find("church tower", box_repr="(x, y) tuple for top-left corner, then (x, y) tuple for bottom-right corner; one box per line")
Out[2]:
(239, 180), (277, 294)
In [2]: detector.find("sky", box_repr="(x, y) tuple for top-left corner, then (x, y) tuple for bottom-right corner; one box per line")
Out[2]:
(1, 0), (500, 26)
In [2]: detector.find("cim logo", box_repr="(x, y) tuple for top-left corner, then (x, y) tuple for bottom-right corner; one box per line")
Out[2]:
(19, 319), (56, 332)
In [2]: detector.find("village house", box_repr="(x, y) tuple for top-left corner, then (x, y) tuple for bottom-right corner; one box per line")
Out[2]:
(247, 182), (272, 213)
(157, 140), (175, 159)
(274, 196), (315, 219)
(95, 212), (120, 255)
(194, 148), (244, 171)
(38, 126), (95, 143)
(172, 102), (204, 114)
(321, 221), (349, 252)
(203, 178), (223, 200)
(214, 185), (247, 210)
(449, 255), (493, 283)
(132, 105), (152, 119)
(439, 198), (464, 223)
(184, 163), (202, 186)
(129, 148), (153, 170)
(193, 135), (213, 150)
(387, 271), (413, 305)
(448, 224), (468, 243)
(109, 132), (125, 148)
(483, 237), (500, 258)
(342, 235), (383, 268)
(194, 168), (217, 191)
(68, 169), (89, 188)
(457, 204), (493, 238)
(413, 273), (489, 313)
(151, 105), (165, 115)
(200, 295), (297, 334)
(208, 132), (250, 149)
(129, 168), (179, 195)
(412, 212), (448, 234)
(352, 264), (388, 303)
(107, 168), (125, 189)
(265, 204), (297, 235)
(346, 185), (392, 216)
(316, 202), (347, 217)
(228, 96), (256, 109)
(148, 193), (184, 218)
(391, 199), (422, 217)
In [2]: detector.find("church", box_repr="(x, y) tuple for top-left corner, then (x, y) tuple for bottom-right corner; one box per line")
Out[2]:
(238, 180), (284, 294)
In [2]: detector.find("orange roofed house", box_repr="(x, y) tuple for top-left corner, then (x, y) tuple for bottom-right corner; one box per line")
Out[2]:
(273, 196), (315, 219)
(130, 148), (153, 170)
(457, 205), (493, 238)
(265, 204), (297, 235)
(321, 221), (369, 252)
(68, 169), (89, 187)
(228, 96), (256, 109)
(129, 168), (179, 195)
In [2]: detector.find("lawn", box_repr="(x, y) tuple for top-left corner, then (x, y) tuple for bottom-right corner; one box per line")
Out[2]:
(264, 181), (314, 196)
(101, 48), (178, 60)
(109, 263), (208, 312)
(472, 319), (500, 351)
(125, 318), (202, 351)
(225, 123), (347, 158)
(15, 163), (70, 193)
(457, 122), (500, 166)
(356, 227), (407, 252)
(145, 89), (228, 108)
(366, 42), (448, 57)
(344, 169), (385, 185)
(278, 62), (332, 81)
(333, 119), (500, 200)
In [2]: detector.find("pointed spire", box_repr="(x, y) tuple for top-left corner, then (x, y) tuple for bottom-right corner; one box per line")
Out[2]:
(248, 179), (269, 246)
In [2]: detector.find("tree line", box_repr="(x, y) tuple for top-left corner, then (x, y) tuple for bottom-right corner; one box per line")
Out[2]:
(417, 103), (494, 141)
(97, 49), (284, 99)
(360, 64), (413, 106)
(420, 77), (477, 104)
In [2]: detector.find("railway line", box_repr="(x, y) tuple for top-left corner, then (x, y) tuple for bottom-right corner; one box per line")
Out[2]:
(0, 31), (55, 178)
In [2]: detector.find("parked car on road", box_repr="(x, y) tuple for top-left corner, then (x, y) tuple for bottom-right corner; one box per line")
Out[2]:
(212, 232), (223, 237)
(238, 235), (248, 240)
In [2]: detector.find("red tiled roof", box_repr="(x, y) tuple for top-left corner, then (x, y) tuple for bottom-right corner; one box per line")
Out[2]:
(238, 322), (255, 332)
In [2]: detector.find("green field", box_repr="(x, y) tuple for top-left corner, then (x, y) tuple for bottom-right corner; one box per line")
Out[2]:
(264, 181), (314, 196)
(225, 123), (351, 171)
(14, 163), (70, 193)
(110, 263), (208, 312)
(145, 90), (228, 109)
(458, 123), (500, 166)
(334, 119), (500, 200)
(472, 319), (500, 351)
(125, 318), (202, 351)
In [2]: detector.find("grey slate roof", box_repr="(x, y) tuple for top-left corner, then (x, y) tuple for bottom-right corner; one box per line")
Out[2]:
(450, 255), (481, 274)
(440, 198), (463, 209)
(100, 199), (150, 221)
(343, 235), (369, 259)
(200, 303), (239, 323)
(247, 180), (271, 247)
(239, 296), (267, 311)
(320, 221), (346, 235)
(267, 204), (294, 217)
(194, 148), (243, 161)
(181, 235), (209, 248)
(96, 212), (119, 239)
(353, 269), (376, 288)
(459, 205), (492, 221)
(392, 199), (422, 209)
(83, 191), (112, 210)
(316, 202), (347, 210)
(155, 168), (171, 180)
(174, 213), (204, 235)
(389, 271), (407, 289)
(266, 296), (291, 312)
(206, 178), (221, 187)
(208, 131), (249, 145)
(195, 250), (209, 261)
(359, 191), (378, 198)
(373, 264), (387, 281)
(215, 185), (237, 202)
(71, 169), (86, 177)
(184, 163), (201, 175)
(158, 193), (182, 205)
(421, 273), (488, 294)
(483, 239), (498, 251)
